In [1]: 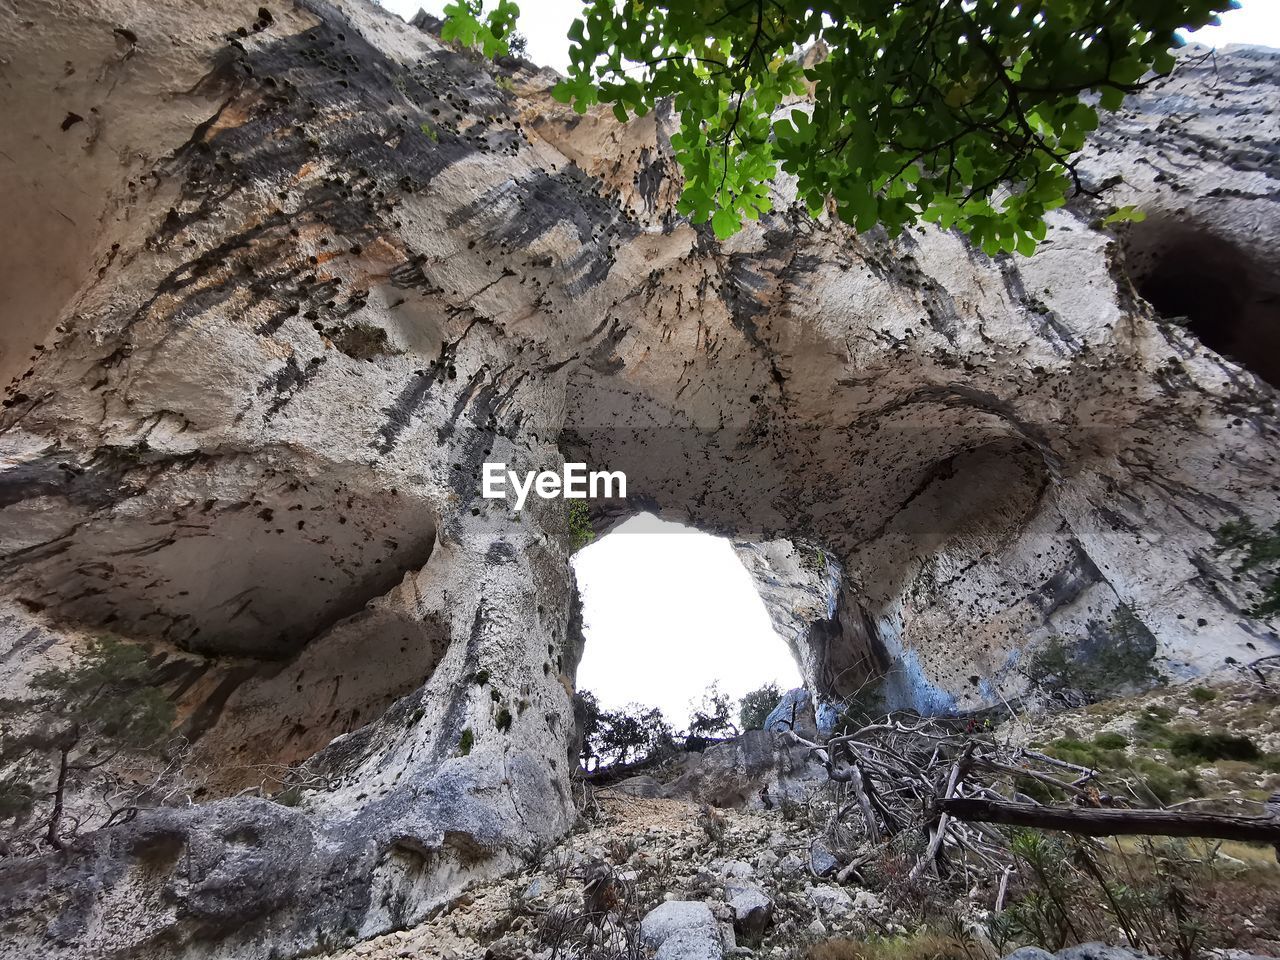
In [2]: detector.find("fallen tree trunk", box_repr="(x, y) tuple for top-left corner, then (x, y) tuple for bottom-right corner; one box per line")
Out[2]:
(940, 797), (1280, 844)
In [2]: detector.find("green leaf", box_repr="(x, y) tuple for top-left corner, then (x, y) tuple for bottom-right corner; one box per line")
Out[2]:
(1103, 205), (1147, 225)
(711, 207), (741, 240)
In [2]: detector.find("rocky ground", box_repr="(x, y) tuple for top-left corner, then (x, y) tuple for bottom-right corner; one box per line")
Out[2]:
(323, 672), (1280, 960)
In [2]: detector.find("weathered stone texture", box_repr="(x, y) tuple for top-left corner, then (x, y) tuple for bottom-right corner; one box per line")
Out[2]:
(0, 0), (1277, 955)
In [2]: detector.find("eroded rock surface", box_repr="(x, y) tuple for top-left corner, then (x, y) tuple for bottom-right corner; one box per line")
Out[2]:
(0, 0), (1277, 955)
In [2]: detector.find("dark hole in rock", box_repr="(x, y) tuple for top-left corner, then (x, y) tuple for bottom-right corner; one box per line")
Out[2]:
(1124, 216), (1280, 387)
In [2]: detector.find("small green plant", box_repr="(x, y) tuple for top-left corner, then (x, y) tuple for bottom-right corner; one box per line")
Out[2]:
(808, 928), (977, 960)
(566, 500), (594, 551)
(458, 727), (475, 756)
(495, 706), (513, 733)
(419, 121), (438, 142)
(274, 785), (303, 807)
(1190, 686), (1217, 703)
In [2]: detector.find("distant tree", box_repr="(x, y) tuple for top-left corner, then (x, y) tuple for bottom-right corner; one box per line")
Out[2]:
(0, 637), (175, 852)
(687, 683), (739, 741)
(576, 691), (676, 771)
(738, 682), (782, 731)
(506, 30), (529, 58)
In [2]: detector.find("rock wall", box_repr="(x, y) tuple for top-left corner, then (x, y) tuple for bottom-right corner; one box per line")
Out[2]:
(0, 0), (1277, 955)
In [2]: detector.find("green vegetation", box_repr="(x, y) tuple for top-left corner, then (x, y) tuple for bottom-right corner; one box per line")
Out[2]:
(799, 545), (830, 577)
(495, 706), (513, 733)
(738, 682), (782, 731)
(687, 682), (739, 740)
(273, 785), (303, 807)
(0, 637), (174, 851)
(1168, 730), (1260, 763)
(990, 831), (1279, 960)
(566, 500), (595, 552)
(441, 0), (520, 59)
(1216, 518), (1280, 617)
(458, 726), (475, 756)
(576, 691), (676, 771)
(1026, 605), (1159, 702)
(809, 928), (976, 960)
(1190, 686), (1217, 703)
(1092, 731), (1129, 750)
(447, 0), (1231, 252)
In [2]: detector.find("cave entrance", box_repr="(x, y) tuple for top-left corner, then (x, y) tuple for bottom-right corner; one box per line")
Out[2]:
(1123, 216), (1280, 387)
(571, 513), (801, 745)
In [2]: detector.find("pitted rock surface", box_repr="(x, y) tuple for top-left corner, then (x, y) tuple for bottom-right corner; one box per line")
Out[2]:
(0, 0), (1278, 956)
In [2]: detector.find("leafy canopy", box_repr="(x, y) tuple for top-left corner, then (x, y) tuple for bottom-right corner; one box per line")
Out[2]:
(441, 0), (521, 59)
(445, 0), (1236, 254)
(738, 681), (782, 731)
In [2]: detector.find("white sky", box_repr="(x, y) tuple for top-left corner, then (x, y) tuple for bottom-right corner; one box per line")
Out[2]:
(378, 0), (1280, 72)
(571, 515), (801, 727)
(374, 0), (1279, 723)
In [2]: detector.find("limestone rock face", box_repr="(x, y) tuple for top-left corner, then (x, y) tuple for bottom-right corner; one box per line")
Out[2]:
(0, 0), (1277, 955)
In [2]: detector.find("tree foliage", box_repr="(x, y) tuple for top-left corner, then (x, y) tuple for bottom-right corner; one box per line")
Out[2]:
(440, 0), (521, 59)
(0, 637), (175, 851)
(687, 682), (739, 740)
(737, 681), (782, 731)
(576, 691), (676, 770)
(448, 0), (1236, 253)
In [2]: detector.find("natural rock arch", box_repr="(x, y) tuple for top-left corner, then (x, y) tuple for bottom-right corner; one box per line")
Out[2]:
(0, 1), (1277, 956)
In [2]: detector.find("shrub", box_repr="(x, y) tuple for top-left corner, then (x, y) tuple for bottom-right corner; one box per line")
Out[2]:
(1132, 709), (1172, 745)
(1093, 732), (1129, 750)
(809, 930), (974, 960)
(1127, 756), (1200, 805)
(1169, 731), (1260, 763)
(1190, 687), (1217, 703)
(566, 500), (595, 551)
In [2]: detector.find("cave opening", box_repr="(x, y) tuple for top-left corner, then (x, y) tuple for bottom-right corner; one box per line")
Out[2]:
(570, 512), (801, 755)
(1123, 216), (1280, 387)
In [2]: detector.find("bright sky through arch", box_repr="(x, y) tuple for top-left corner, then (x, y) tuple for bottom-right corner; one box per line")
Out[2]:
(570, 514), (802, 727)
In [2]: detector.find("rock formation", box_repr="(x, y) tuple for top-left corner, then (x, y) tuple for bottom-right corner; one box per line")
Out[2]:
(0, 0), (1277, 955)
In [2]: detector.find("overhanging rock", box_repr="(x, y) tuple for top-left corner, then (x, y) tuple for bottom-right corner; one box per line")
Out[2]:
(0, 0), (1277, 955)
